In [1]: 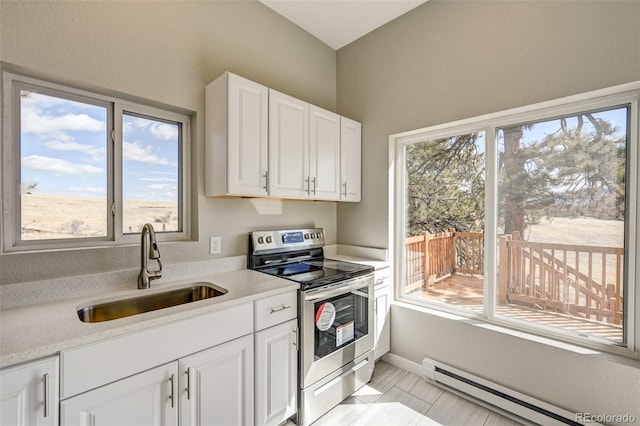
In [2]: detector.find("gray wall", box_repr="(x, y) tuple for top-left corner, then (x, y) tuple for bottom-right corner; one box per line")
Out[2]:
(0, 0), (337, 284)
(336, 0), (640, 419)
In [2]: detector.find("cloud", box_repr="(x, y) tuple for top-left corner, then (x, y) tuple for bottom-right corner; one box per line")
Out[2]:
(141, 177), (176, 183)
(148, 183), (176, 191)
(21, 105), (105, 134)
(123, 141), (169, 165)
(22, 155), (104, 175)
(150, 122), (178, 141)
(45, 140), (93, 151)
(44, 140), (106, 164)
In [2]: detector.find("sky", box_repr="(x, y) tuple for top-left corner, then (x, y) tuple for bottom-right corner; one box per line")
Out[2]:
(20, 91), (179, 203)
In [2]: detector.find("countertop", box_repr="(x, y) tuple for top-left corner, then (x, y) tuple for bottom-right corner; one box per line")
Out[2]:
(0, 266), (297, 368)
(324, 253), (389, 271)
(323, 244), (389, 271)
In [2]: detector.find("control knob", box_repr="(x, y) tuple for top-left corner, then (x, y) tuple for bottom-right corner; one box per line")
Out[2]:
(266, 236), (273, 244)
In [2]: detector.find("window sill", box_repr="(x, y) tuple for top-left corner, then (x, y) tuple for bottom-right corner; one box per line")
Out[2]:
(392, 298), (640, 366)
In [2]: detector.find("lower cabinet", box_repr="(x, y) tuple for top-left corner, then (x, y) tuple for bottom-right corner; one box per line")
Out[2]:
(60, 335), (254, 426)
(255, 319), (297, 426)
(374, 267), (391, 359)
(0, 356), (59, 426)
(180, 335), (254, 426)
(60, 362), (177, 426)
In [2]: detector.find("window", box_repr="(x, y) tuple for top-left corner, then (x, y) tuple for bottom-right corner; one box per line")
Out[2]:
(391, 82), (640, 356)
(2, 72), (190, 251)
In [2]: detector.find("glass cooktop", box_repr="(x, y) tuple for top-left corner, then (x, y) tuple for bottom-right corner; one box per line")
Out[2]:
(260, 259), (373, 288)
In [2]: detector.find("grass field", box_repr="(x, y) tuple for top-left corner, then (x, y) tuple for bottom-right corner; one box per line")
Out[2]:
(20, 193), (178, 240)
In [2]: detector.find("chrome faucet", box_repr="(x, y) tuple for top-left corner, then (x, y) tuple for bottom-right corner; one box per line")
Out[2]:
(138, 223), (162, 289)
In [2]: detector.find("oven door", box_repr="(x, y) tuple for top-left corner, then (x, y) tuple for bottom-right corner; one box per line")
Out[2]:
(299, 273), (374, 389)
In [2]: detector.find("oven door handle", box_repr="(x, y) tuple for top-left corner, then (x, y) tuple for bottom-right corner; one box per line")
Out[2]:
(304, 279), (371, 301)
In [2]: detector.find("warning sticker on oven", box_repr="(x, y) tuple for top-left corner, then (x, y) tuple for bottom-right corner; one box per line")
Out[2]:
(336, 321), (355, 346)
(315, 302), (336, 331)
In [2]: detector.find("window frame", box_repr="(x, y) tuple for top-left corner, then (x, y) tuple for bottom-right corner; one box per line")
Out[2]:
(1, 71), (191, 252)
(389, 82), (640, 358)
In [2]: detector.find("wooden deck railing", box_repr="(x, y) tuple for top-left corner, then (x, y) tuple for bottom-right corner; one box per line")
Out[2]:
(405, 230), (624, 325)
(499, 232), (624, 325)
(405, 229), (484, 291)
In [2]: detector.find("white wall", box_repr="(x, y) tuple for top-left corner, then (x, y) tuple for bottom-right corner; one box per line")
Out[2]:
(336, 0), (640, 421)
(0, 0), (338, 284)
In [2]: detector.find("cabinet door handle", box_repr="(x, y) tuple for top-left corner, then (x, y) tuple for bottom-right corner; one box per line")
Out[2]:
(305, 177), (310, 195)
(263, 171), (269, 192)
(270, 305), (291, 314)
(312, 177), (317, 195)
(169, 374), (175, 408)
(185, 368), (191, 400)
(43, 373), (50, 418)
(293, 327), (298, 348)
(342, 181), (348, 197)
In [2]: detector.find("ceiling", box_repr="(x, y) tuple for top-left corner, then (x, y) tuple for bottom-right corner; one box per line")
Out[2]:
(259, 0), (429, 50)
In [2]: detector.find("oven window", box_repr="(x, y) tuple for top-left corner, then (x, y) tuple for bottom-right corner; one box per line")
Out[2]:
(314, 288), (369, 360)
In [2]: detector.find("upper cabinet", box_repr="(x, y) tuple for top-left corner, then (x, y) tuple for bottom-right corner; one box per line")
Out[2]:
(268, 90), (310, 198)
(205, 72), (361, 202)
(310, 105), (342, 200)
(205, 72), (269, 197)
(340, 117), (362, 202)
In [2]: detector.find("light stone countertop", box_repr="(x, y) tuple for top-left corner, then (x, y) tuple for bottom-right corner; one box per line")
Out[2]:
(0, 265), (298, 368)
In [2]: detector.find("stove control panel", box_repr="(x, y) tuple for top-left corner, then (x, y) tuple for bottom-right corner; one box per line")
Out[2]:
(250, 228), (325, 253)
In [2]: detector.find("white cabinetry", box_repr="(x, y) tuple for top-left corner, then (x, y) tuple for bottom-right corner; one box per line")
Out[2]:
(180, 335), (254, 426)
(268, 89), (310, 198)
(269, 91), (342, 200)
(205, 72), (361, 202)
(205, 72), (269, 197)
(59, 302), (255, 426)
(60, 362), (177, 426)
(374, 267), (391, 359)
(61, 336), (254, 426)
(309, 105), (341, 200)
(0, 356), (59, 426)
(340, 117), (362, 202)
(254, 291), (298, 426)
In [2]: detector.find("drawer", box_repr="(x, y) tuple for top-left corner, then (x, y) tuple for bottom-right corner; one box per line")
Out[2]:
(60, 302), (252, 399)
(254, 290), (297, 331)
(374, 267), (390, 286)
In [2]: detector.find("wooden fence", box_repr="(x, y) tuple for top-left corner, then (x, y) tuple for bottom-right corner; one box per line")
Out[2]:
(405, 229), (484, 292)
(499, 232), (624, 325)
(405, 230), (624, 325)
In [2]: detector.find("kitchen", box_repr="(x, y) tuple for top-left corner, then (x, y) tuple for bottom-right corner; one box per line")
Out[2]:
(1, 1), (639, 425)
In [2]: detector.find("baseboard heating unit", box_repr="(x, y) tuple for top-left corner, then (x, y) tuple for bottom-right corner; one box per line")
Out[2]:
(422, 358), (602, 426)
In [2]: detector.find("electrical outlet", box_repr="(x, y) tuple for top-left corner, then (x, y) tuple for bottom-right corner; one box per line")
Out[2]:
(209, 236), (221, 255)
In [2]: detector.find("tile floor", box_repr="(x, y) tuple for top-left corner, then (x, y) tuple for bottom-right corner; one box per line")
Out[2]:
(306, 360), (524, 426)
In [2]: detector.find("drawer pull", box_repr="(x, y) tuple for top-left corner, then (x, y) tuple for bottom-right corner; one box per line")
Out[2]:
(270, 305), (291, 314)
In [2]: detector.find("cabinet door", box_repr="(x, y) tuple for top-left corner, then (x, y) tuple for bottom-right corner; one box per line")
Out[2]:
(340, 117), (362, 202)
(60, 362), (178, 426)
(309, 105), (341, 200)
(180, 335), (254, 426)
(255, 319), (297, 426)
(1, 356), (59, 426)
(227, 73), (269, 196)
(269, 89), (309, 198)
(205, 72), (268, 197)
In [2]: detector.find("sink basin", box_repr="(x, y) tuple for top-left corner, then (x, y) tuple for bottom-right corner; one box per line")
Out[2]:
(77, 283), (228, 323)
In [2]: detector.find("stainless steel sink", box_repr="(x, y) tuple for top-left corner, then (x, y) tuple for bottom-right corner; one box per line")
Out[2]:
(77, 283), (228, 323)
